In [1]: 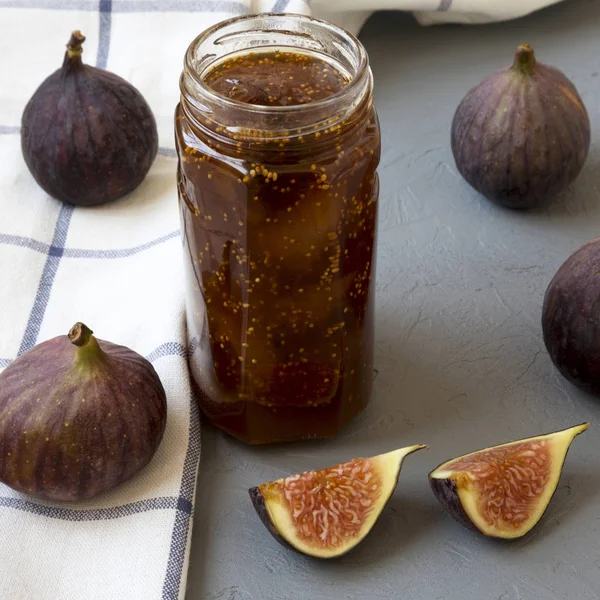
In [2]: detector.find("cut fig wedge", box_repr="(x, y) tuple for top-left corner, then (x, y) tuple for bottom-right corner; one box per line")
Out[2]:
(249, 445), (426, 558)
(429, 423), (589, 539)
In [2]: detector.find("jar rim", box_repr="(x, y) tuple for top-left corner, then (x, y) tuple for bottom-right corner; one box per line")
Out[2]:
(182, 12), (369, 116)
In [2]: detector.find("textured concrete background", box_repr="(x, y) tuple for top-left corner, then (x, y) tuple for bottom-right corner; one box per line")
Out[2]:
(187, 1), (600, 598)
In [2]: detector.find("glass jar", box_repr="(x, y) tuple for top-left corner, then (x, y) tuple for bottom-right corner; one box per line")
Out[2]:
(176, 13), (381, 444)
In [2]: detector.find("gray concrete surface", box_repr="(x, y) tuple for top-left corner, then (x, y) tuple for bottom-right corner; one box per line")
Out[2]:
(186, 2), (600, 598)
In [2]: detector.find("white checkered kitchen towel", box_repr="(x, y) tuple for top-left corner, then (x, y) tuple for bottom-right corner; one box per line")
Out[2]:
(0, 0), (567, 599)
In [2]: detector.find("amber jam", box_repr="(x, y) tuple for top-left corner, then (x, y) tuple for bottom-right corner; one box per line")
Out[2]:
(176, 14), (381, 444)
(203, 51), (349, 106)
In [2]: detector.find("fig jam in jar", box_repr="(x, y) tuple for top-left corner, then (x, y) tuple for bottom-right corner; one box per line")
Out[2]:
(176, 14), (381, 444)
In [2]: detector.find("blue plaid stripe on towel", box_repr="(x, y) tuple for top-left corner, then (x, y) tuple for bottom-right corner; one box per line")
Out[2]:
(0, 0), (565, 598)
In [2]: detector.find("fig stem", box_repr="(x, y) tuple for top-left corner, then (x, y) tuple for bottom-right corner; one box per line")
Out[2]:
(69, 323), (106, 366)
(66, 31), (85, 60)
(68, 322), (94, 347)
(512, 44), (536, 75)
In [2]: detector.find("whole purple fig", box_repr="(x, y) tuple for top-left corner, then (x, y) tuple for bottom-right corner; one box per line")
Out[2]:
(21, 31), (158, 207)
(0, 323), (167, 501)
(543, 239), (600, 396)
(451, 44), (590, 209)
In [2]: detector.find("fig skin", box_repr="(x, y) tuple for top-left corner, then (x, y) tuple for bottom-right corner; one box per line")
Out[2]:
(542, 238), (600, 395)
(429, 477), (478, 533)
(21, 31), (158, 207)
(451, 44), (590, 209)
(0, 323), (167, 502)
(249, 486), (291, 551)
(249, 445), (426, 558)
(429, 423), (589, 539)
